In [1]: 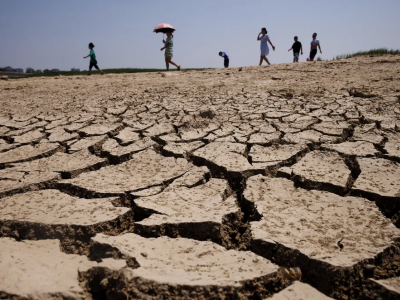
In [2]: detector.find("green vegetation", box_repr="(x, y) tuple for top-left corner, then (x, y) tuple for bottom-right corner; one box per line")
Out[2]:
(334, 48), (400, 60)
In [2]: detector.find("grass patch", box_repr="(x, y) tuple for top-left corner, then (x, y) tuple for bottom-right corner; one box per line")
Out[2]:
(10, 67), (211, 79)
(334, 48), (400, 60)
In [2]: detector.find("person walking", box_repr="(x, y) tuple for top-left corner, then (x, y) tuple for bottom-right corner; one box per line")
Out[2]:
(308, 33), (322, 61)
(257, 28), (275, 65)
(288, 36), (303, 63)
(161, 31), (181, 71)
(219, 52), (230, 68)
(83, 43), (104, 75)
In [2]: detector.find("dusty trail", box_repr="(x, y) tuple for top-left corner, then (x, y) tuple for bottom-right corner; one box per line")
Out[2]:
(0, 55), (400, 299)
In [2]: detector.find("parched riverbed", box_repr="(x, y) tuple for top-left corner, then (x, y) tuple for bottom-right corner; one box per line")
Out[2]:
(0, 56), (400, 299)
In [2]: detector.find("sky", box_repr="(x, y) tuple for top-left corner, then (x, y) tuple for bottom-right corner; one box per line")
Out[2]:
(0, 0), (399, 71)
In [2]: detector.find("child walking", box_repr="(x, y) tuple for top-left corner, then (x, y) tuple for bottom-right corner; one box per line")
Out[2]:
(219, 52), (229, 68)
(257, 28), (275, 65)
(288, 36), (303, 63)
(83, 43), (104, 75)
(308, 33), (322, 61)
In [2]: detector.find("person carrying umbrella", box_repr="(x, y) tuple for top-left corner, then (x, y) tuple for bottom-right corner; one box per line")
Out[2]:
(161, 30), (181, 71)
(154, 24), (181, 71)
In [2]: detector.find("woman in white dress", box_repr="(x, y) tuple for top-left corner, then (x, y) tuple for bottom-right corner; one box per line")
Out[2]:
(257, 28), (275, 65)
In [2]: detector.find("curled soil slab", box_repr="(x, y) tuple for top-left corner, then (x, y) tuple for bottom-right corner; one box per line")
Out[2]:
(289, 116), (319, 130)
(204, 125), (235, 142)
(59, 149), (192, 198)
(312, 121), (352, 137)
(283, 130), (340, 144)
(114, 128), (141, 145)
(352, 124), (385, 145)
(245, 175), (400, 298)
(178, 123), (220, 142)
(0, 126), (11, 135)
(0, 143), (63, 168)
(163, 141), (205, 157)
(273, 120), (302, 134)
(68, 135), (108, 152)
(134, 179), (240, 246)
(45, 117), (70, 130)
(384, 133), (400, 162)
(0, 169), (61, 199)
(321, 141), (378, 157)
(78, 123), (123, 137)
(122, 119), (155, 131)
(166, 165), (210, 189)
(12, 129), (45, 144)
(191, 142), (257, 178)
(278, 150), (352, 195)
(48, 127), (79, 143)
(101, 137), (155, 164)
(157, 133), (181, 144)
(3, 127), (34, 138)
(143, 123), (175, 137)
(363, 277), (400, 299)
(64, 122), (88, 132)
(87, 233), (288, 299)
(351, 158), (400, 218)
(385, 142), (400, 162)
(249, 144), (308, 171)
(0, 118), (34, 129)
(9, 150), (108, 179)
(0, 190), (133, 251)
(247, 132), (281, 145)
(268, 281), (334, 300)
(0, 238), (126, 300)
(0, 142), (17, 153)
(107, 106), (128, 116)
(264, 111), (292, 118)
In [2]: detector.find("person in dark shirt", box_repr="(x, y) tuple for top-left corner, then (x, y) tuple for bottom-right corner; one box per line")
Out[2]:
(219, 52), (230, 68)
(83, 43), (104, 75)
(288, 36), (303, 63)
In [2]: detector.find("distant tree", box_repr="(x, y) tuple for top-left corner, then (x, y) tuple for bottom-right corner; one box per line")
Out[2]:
(26, 67), (35, 73)
(43, 69), (50, 73)
(0, 68), (5, 72)
(316, 57), (323, 61)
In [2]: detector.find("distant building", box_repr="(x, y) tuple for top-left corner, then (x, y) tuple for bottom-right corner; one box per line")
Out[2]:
(51, 68), (60, 72)
(14, 68), (24, 73)
(4, 66), (13, 72)
(71, 68), (80, 71)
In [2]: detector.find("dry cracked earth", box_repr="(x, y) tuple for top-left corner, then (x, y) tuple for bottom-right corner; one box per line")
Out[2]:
(0, 55), (400, 300)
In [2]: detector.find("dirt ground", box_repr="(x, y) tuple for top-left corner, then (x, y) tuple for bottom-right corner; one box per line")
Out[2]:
(0, 55), (400, 300)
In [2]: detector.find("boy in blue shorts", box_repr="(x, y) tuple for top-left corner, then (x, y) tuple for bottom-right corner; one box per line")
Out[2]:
(219, 52), (229, 68)
(84, 43), (104, 75)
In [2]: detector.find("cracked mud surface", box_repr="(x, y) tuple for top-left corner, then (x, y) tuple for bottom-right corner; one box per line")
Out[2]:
(1, 55), (400, 299)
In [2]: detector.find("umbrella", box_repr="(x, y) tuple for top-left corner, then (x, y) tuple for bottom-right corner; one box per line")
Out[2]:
(153, 23), (176, 34)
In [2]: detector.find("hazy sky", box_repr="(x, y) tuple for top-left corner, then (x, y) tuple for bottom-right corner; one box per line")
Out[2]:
(1, 0), (399, 71)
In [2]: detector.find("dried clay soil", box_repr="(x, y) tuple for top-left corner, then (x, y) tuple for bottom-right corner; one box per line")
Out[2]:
(1, 55), (400, 300)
